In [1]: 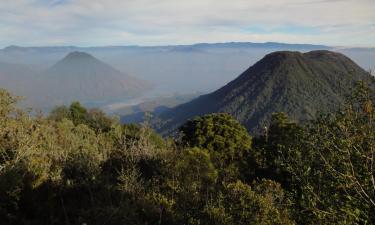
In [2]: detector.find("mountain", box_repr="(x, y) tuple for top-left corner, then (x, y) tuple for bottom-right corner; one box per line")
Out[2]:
(0, 52), (153, 109)
(156, 50), (374, 134)
(1, 43), (374, 95)
(31, 51), (152, 108)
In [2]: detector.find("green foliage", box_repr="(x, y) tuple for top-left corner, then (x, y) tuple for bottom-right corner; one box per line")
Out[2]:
(153, 147), (219, 224)
(253, 113), (305, 187)
(300, 82), (375, 224)
(174, 147), (218, 189)
(1, 83), (374, 224)
(49, 101), (115, 132)
(204, 179), (294, 225)
(179, 113), (254, 181)
(252, 83), (375, 224)
(179, 113), (252, 154)
(0, 88), (18, 118)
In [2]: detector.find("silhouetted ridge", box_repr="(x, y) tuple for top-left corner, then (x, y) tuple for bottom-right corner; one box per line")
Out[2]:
(63, 51), (95, 60)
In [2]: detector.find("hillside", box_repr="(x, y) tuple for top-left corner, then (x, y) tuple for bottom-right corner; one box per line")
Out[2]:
(156, 50), (374, 134)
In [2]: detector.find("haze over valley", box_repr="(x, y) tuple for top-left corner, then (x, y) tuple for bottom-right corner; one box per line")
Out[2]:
(1, 42), (374, 112)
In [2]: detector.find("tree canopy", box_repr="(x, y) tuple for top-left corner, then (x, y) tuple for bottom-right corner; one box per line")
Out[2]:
(0, 82), (374, 224)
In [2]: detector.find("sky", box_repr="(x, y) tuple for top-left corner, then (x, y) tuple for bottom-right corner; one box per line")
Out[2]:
(0, 0), (374, 47)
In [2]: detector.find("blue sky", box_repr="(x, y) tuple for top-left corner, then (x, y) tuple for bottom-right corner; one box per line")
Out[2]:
(0, 0), (374, 47)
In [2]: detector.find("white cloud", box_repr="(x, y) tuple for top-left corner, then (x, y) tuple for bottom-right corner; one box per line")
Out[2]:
(0, 0), (374, 47)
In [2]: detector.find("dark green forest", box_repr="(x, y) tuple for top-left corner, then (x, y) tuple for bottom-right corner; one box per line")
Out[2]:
(0, 82), (374, 224)
(156, 51), (373, 135)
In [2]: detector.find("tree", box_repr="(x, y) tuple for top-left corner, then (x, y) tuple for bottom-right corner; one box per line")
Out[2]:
(205, 180), (295, 225)
(253, 83), (375, 224)
(49, 102), (116, 133)
(179, 113), (254, 181)
(165, 147), (218, 224)
(302, 82), (375, 223)
(253, 112), (305, 188)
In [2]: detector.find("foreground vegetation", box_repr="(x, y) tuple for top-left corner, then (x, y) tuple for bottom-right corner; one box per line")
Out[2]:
(0, 83), (374, 224)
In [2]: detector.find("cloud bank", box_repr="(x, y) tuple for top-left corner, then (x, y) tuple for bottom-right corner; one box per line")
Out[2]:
(0, 0), (374, 47)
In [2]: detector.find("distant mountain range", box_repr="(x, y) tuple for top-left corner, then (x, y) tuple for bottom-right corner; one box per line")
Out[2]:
(0, 42), (374, 113)
(155, 50), (374, 134)
(0, 52), (151, 109)
(1, 42), (374, 96)
(1, 42), (331, 53)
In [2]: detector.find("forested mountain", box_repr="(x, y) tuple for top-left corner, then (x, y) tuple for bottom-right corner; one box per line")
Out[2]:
(156, 50), (374, 134)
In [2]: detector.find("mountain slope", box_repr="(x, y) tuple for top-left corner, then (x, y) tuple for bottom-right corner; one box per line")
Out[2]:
(156, 50), (374, 134)
(31, 52), (152, 107)
(0, 61), (39, 96)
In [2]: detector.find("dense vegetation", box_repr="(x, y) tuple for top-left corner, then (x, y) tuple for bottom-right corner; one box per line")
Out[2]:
(0, 82), (374, 224)
(157, 50), (373, 134)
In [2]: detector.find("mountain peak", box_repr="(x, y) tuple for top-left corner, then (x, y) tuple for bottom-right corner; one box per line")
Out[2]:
(304, 50), (349, 61)
(53, 51), (107, 70)
(261, 50), (346, 61)
(2, 45), (25, 52)
(63, 51), (95, 60)
(258, 51), (303, 65)
(266, 51), (302, 57)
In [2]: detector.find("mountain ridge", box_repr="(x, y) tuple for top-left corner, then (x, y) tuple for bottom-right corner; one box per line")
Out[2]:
(1, 42), (331, 51)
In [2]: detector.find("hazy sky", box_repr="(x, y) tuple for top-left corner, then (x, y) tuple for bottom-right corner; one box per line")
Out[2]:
(1, 0), (374, 47)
